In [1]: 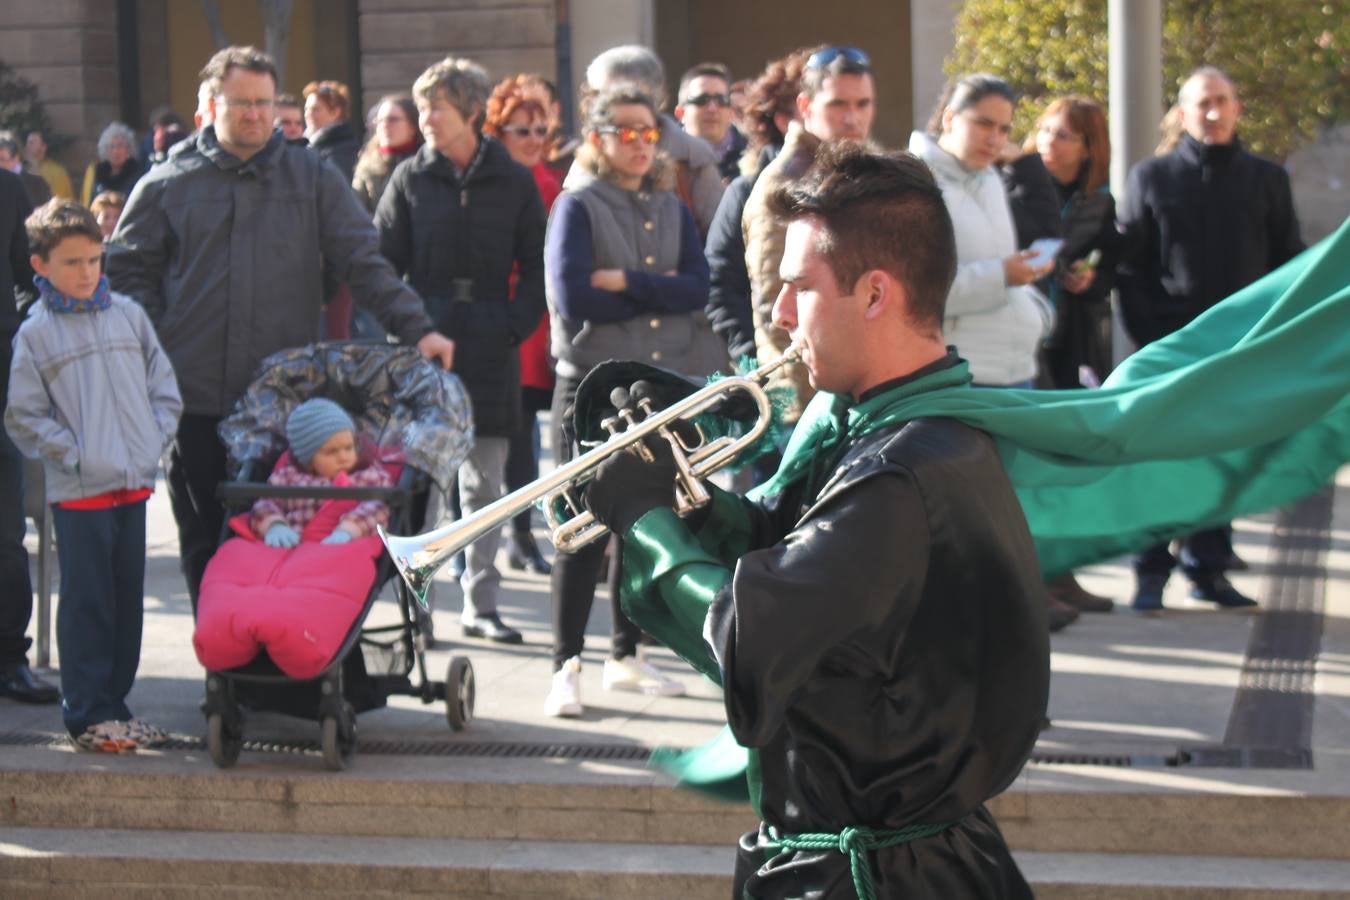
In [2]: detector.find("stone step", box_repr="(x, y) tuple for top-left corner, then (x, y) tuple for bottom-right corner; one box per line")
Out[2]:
(3, 827), (1348, 899)
(2, 748), (1347, 860)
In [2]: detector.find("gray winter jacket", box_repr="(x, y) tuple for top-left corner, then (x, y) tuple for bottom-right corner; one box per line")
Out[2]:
(5, 292), (182, 503)
(105, 126), (434, 417)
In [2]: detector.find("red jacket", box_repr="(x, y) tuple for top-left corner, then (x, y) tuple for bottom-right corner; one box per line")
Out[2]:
(518, 162), (561, 390)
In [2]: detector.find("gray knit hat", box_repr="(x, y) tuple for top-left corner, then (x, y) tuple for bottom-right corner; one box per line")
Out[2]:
(286, 398), (356, 466)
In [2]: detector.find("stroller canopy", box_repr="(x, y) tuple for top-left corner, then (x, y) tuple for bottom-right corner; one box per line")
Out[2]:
(218, 342), (472, 491)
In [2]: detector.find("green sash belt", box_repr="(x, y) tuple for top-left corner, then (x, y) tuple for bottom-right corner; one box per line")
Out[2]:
(764, 821), (956, 900)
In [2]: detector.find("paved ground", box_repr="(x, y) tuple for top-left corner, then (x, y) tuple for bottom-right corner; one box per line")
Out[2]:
(4, 445), (1347, 794)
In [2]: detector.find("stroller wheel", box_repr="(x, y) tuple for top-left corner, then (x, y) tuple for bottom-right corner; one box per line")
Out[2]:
(207, 712), (242, 768)
(445, 655), (475, 731)
(321, 704), (356, 771)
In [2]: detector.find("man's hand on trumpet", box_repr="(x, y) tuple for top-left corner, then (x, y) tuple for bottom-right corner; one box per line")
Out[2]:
(584, 435), (679, 537)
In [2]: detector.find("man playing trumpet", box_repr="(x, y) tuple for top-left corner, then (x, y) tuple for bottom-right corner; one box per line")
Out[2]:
(582, 145), (1046, 898)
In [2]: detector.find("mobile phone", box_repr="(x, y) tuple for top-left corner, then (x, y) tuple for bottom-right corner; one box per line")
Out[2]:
(1025, 238), (1065, 270)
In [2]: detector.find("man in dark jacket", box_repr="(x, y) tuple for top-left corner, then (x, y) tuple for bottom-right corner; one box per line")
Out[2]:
(583, 145), (1046, 899)
(1118, 66), (1304, 612)
(106, 46), (454, 602)
(376, 56), (546, 645)
(0, 167), (58, 705)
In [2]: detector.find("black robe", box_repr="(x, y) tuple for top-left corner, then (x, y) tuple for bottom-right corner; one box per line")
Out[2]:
(701, 409), (1048, 898)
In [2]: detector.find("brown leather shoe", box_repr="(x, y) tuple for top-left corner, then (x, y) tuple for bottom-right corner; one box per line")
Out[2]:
(1047, 594), (1080, 632)
(1048, 573), (1115, 613)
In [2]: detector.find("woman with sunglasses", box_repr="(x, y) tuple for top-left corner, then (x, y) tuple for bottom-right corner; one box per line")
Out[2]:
(352, 94), (423, 214)
(482, 75), (563, 576)
(541, 83), (710, 717)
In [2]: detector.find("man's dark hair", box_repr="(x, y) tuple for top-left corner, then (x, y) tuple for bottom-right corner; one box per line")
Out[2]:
(26, 198), (102, 259)
(275, 92), (301, 110)
(0, 130), (19, 158)
(801, 49), (871, 98)
(199, 45), (278, 96)
(678, 62), (732, 102)
(769, 144), (956, 334)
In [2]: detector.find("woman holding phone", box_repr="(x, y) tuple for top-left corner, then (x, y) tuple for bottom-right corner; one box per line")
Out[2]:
(908, 74), (1054, 390)
(1025, 96), (1120, 390)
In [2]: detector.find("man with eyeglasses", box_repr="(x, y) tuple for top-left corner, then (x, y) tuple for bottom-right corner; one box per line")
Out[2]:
(272, 94), (306, 143)
(106, 45), (455, 604)
(675, 62), (747, 183)
(742, 44), (875, 425)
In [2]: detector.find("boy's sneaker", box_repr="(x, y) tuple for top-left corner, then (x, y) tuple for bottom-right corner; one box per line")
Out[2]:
(544, 656), (583, 717)
(71, 720), (138, 753)
(124, 718), (171, 748)
(603, 652), (686, 697)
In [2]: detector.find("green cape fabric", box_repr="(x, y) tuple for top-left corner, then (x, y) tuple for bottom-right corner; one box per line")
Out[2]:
(648, 215), (1350, 802)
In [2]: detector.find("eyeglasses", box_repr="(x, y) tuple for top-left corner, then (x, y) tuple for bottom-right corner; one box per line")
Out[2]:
(805, 46), (871, 70)
(217, 97), (275, 112)
(596, 125), (661, 146)
(683, 93), (730, 108)
(500, 124), (551, 139)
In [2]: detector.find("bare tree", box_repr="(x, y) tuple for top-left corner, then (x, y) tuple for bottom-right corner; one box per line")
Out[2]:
(199, 0), (295, 88)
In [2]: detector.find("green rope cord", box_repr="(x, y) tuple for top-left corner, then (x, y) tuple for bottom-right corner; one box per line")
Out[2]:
(765, 822), (953, 900)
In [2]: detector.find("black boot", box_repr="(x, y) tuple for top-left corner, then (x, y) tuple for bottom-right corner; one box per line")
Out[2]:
(0, 662), (60, 704)
(506, 530), (552, 575)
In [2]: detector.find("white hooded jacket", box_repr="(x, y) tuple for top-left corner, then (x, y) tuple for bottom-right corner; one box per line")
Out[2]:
(909, 131), (1053, 385)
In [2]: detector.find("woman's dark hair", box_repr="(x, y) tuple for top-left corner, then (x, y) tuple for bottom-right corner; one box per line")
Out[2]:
(356, 94), (422, 171)
(741, 47), (814, 159)
(926, 73), (1016, 136)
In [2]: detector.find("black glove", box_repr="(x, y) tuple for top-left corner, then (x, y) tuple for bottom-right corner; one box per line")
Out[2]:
(584, 437), (678, 536)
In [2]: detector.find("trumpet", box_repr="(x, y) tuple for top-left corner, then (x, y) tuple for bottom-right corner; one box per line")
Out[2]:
(379, 347), (801, 609)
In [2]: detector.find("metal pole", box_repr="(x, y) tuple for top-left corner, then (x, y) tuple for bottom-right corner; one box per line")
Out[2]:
(1108, 0), (1163, 364)
(1109, 0), (1163, 203)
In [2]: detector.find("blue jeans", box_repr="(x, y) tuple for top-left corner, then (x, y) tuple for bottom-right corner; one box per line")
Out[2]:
(52, 501), (147, 735)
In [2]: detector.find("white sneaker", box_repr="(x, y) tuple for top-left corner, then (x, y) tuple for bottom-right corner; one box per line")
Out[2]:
(603, 652), (686, 697)
(544, 656), (583, 717)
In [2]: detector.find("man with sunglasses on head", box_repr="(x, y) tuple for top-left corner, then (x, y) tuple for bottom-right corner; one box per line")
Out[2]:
(675, 62), (747, 183)
(742, 45), (875, 428)
(106, 46), (455, 605)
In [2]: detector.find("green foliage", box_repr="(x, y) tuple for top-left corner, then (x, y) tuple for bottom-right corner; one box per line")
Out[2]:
(0, 59), (67, 154)
(946, 0), (1350, 160)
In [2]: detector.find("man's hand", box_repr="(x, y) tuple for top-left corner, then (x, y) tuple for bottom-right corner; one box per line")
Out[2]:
(590, 269), (628, 292)
(585, 438), (678, 537)
(417, 331), (456, 370)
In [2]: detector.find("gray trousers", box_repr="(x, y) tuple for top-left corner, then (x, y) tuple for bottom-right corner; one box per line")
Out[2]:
(454, 436), (509, 620)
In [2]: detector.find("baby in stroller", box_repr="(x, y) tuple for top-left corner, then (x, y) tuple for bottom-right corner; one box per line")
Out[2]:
(249, 398), (393, 549)
(191, 343), (475, 769)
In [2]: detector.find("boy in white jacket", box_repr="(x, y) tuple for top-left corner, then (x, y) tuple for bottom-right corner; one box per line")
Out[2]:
(5, 199), (182, 752)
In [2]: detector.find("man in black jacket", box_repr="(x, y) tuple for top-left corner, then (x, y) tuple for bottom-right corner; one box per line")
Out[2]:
(0, 168), (58, 705)
(376, 56), (547, 645)
(106, 46), (454, 603)
(583, 145), (1045, 899)
(1118, 66), (1303, 612)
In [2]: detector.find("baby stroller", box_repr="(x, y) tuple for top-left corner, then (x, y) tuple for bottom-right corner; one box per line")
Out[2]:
(193, 342), (474, 770)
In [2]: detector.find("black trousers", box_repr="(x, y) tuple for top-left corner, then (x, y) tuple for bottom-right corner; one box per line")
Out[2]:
(548, 373), (640, 670)
(506, 385), (552, 540)
(166, 413), (228, 606)
(1133, 527), (1232, 585)
(0, 327), (34, 666)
